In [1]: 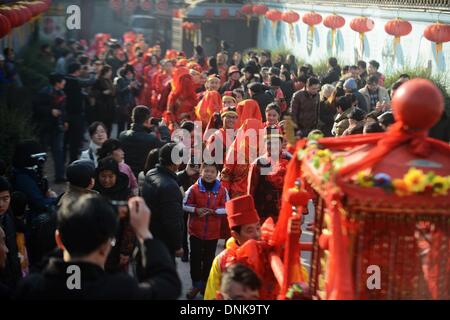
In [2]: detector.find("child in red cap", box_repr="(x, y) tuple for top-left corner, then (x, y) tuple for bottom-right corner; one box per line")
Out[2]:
(203, 194), (261, 300)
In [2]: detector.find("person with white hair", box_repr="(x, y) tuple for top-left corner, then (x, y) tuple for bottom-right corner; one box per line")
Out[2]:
(318, 84), (336, 137)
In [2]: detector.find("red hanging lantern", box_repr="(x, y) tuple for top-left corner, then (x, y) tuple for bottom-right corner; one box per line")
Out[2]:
(20, 4), (33, 23)
(252, 4), (268, 16)
(109, 0), (121, 14)
(241, 4), (253, 27)
(220, 8), (229, 19)
(302, 11), (322, 26)
(323, 14), (345, 50)
(0, 13), (12, 38)
(156, 0), (168, 12)
(350, 16), (375, 57)
(266, 9), (282, 31)
(303, 12), (322, 54)
(42, 0), (52, 11)
(282, 11), (300, 42)
(139, 0), (152, 11)
(12, 5), (30, 27)
(125, 0), (138, 13)
(350, 16), (374, 33)
(172, 9), (179, 18)
(204, 8), (214, 20)
(0, 7), (20, 28)
(424, 22), (450, 63)
(384, 18), (412, 56)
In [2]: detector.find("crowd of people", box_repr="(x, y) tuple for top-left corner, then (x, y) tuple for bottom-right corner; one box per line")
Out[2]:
(0, 31), (448, 301)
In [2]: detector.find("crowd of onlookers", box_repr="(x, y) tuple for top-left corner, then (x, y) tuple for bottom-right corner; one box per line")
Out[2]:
(0, 32), (448, 301)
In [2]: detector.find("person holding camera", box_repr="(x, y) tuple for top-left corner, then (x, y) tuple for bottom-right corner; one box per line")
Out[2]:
(33, 73), (67, 184)
(14, 195), (182, 300)
(94, 157), (134, 273)
(114, 64), (142, 134)
(11, 141), (57, 217)
(64, 63), (97, 163)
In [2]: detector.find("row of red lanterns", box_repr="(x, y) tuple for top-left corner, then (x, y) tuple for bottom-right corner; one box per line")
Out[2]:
(241, 5), (450, 51)
(109, 0), (168, 14)
(182, 21), (200, 31)
(0, 1), (52, 39)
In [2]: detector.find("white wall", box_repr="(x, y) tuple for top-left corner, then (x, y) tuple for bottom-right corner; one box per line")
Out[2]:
(257, 3), (450, 75)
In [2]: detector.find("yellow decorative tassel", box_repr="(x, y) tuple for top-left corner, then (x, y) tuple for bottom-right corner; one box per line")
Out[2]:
(359, 32), (365, 57)
(246, 15), (250, 27)
(436, 42), (442, 64)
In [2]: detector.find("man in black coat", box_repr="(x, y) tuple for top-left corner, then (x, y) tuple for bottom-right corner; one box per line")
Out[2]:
(33, 73), (67, 183)
(13, 195), (181, 300)
(142, 143), (184, 259)
(320, 57), (341, 85)
(0, 178), (22, 294)
(119, 106), (170, 178)
(64, 63), (96, 163)
(248, 82), (274, 122)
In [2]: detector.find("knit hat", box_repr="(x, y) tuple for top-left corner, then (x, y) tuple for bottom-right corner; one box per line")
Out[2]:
(67, 160), (96, 188)
(226, 195), (260, 228)
(343, 78), (357, 91)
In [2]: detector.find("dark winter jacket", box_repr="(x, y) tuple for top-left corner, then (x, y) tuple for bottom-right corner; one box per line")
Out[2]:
(33, 85), (66, 136)
(64, 74), (96, 116)
(119, 123), (169, 177)
(290, 89), (321, 137)
(94, 173), (134, 273)
(13, 238), (181, 300)
(0, 211), (22, 292)
(321, 66), (341, 85)
(142, 165), (184, 256)
(11, 168), (57, 216)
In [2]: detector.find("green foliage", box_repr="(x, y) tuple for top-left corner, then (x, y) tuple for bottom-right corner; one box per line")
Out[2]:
(0, 40), (50, 165)
(0, 107), (35, 166)
(383, 65), (450, 114)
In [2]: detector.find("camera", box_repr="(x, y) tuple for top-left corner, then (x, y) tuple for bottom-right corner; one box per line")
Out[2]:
(150, 117), (162, 126)
(30, 153), (47, 165)
(30, 153), (48, 195)
(111, 200), (130, 219)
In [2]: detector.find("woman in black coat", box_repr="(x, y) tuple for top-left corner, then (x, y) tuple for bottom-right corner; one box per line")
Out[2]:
(94, 157), (134, 274)
(92, 65), (116, 135)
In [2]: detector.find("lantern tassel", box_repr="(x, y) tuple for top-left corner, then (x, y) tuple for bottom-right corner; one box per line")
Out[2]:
(289, 23), (295, 43)
(436, 42), (442, 64)
(359, 32), (365, 57)
(393, 36), (400, 60)
(246, 15), (250, 27)
(271, 21), (277, 33)
(331, 28), (336, 50)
